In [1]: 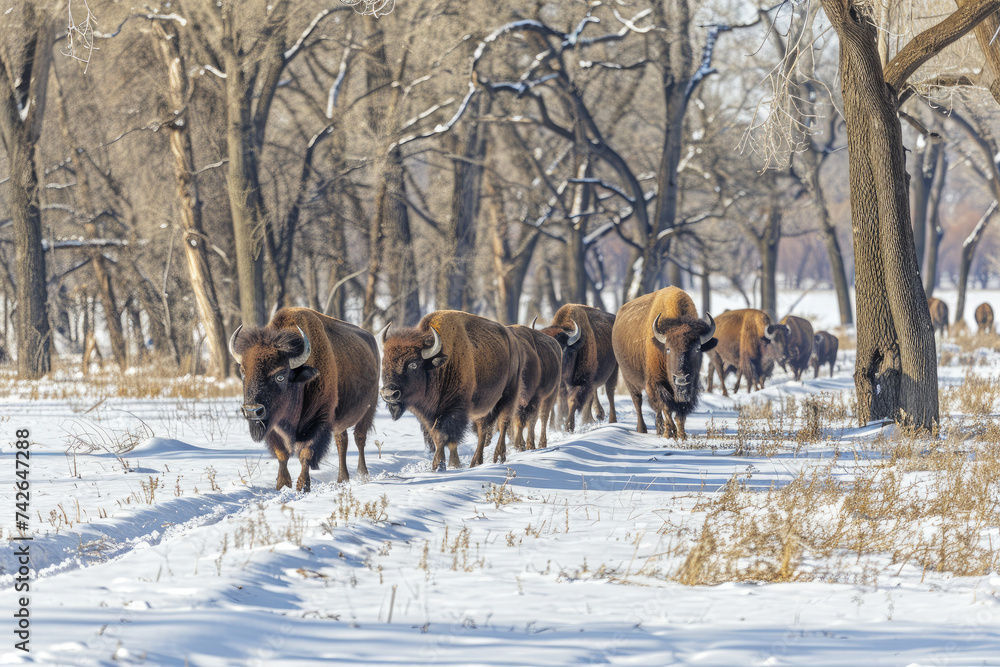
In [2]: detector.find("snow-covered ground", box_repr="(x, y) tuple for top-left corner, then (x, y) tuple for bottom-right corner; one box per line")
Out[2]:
(3, 315), (1000, 665)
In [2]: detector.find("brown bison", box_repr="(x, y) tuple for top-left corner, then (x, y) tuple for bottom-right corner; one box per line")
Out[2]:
(810, 331), (839, 378)
(612, 287), (716, 440)
(975, 302), (994, 334)
(706, 309), (789, 397)
(928, 297), (949, 336)
(379, 310), (522, 471)
(540, 304), (619, 432)
(508, 322), (562, 451)
(779, 315), (814, 381)
(229, 307), (379, 491)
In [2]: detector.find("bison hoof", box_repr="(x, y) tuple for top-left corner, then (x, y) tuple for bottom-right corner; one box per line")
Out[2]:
(296, 477), (311, 492)
(276, 474), (292, 490)
(337, 471), (350, 484)
(356, 465), (370, 479)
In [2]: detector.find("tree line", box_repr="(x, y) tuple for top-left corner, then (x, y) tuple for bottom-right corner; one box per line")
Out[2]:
(2, 0), (1000, 430)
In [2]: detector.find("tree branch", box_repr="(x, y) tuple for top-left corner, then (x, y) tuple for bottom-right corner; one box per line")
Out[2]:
(884, 0), (1000, 93)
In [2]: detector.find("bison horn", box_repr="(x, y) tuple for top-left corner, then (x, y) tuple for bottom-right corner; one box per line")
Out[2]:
(566, 319), (581, 346)
(700, 312), (716, 345)
(765, 323), (778, 341)
(228, 325), (244, 365)
(421, 326), (442, 360)
(288, 326), (311, 369)
(652, 314), (668, 345)
(530, 316), (538, 330)
(375, 321), (392, 357)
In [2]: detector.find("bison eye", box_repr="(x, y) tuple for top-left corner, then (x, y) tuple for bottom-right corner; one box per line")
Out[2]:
(239, 366), (245, 379)
(408, 361), (420, 371)
(276, 374), (286, 383)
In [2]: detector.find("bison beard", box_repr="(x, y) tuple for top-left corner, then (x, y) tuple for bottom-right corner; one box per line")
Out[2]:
(248, 419), (267, 442)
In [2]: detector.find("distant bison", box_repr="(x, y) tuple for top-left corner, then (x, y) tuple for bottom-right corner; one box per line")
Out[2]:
(927, 297), (949, 336)
(379, 310), (522, 470)
(975, 303), (994, 335)
(540, 304), (618, 432)
(706, 309), (789, 396)
(229, 307), (379, 490)
(811, 331), (839, 379)
(612, 287), (716, 439)
(780, 315), (814, 381)
(508, 322), (562, 451)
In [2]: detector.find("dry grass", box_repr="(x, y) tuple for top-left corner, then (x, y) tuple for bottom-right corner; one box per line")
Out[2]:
(659, 415), (1000, 586)
(0, 358), (241, 402)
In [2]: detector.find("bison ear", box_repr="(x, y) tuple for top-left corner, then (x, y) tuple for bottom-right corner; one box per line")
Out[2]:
(429, 354), (448, 368)
(701, 337), (718, 352)
(290, 365), (320, 383)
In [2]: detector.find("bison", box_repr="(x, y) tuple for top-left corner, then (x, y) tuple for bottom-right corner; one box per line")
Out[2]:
(780, 315), (814, 381)
(379, 310), (522, 471)
(810, 331), (839, 378)
(539, 304), (619, 432)
(706, 309), (789, 397)
(975, 302), (994, 335)
(928, 297), (949, 337)
(612, 287), (716, 440)
(229, 307), (379, 491)
(508, 322), (562, 451)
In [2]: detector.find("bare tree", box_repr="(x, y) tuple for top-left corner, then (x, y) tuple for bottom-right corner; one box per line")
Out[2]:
(0, 3), (62, 377)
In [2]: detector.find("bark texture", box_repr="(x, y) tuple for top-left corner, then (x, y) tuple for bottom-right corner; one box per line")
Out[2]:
(822, 0), (940, 428)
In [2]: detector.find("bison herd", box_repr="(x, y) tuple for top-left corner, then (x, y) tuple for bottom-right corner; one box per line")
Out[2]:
(229, 290), (850, 488)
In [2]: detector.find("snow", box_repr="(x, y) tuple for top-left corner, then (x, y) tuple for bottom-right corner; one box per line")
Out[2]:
(4, 293), (1000, 664)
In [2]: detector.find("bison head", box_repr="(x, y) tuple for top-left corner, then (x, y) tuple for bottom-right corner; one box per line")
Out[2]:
(379, 325), (447, 421)
(540, 320), (583, 387)
(229, 325), (319, 442)
(652, 312), (717, 403)
(763, 323), (790, 365)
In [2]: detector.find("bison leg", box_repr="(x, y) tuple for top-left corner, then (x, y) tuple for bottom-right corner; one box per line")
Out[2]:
(470, 420), (495, 468)
(266, 431), (293, 491)
(628, 386), (647, 434)
(353, 403), (376, 479)
(566, 385), (592, 433)
(419, 423), (435, 453)
(662, 410), (678, 439)
(605, 369), (619, 424)
(493, 418), (509, 464)
(538, 391), (557, 448)
(590, 393), (605, 423)
(334, 431), (350, 484)
(813, 359), (820, 379)
(675, 412), (687, 440)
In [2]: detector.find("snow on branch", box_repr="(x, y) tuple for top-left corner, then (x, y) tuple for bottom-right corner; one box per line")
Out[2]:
(284, 8), (334, 62)
(395, 83), (477, 148)
(338, 0), (395, 18)
(63, 0), (99, 72)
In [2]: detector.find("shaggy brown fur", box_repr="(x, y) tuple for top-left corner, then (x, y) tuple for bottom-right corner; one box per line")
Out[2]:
(508, 325), (562, 451)
(232, 307), (379, 491)
(928, 297), (949, 336)
(612, 287), (716, 440)
(705, 309), (789, 397)
(780, 315), (815, 381)
(811, 331), (839, 379)
(380, 310), (522, 471)
(540, 304), (619, 432)
(975, 302), (994, 335)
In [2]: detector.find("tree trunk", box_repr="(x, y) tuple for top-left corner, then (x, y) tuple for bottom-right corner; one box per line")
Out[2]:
(955, 202), (997, 324)
(362, 15), (420, 325)
(823, 0), (938, 428)
(910, 137), (938, 275)
(439, 96), (486, 311)
(0, 38), (52, 378)
(157, 23), (230, 376)
(224, 56), (268, 327)
(757, 199), (781, 319)
(922, 147), (948, 296)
